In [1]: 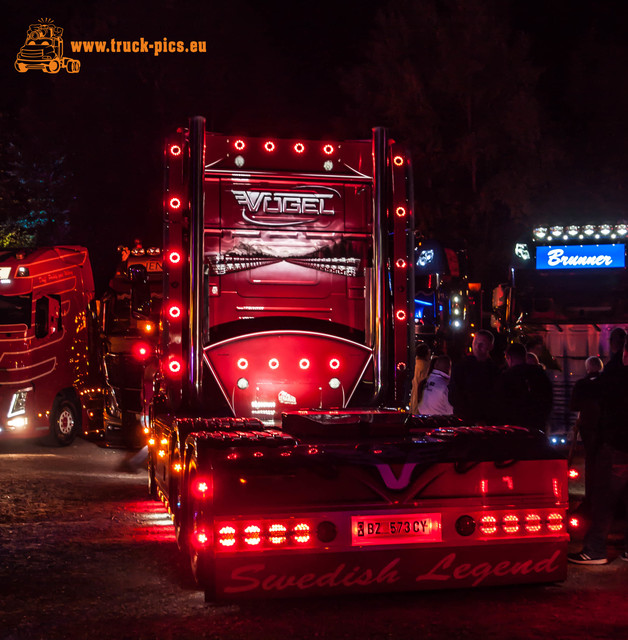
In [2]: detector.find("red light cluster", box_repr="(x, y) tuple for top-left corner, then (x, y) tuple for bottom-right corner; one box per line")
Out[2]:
(230, 139), (336, 156)
(208, 520), (313, 551)
(478, 512), (564, 537)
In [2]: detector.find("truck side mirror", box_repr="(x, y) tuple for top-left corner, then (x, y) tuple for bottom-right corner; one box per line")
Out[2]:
(128, 264), (151, 317)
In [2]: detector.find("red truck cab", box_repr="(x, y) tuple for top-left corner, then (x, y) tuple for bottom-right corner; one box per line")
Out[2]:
(0, 246), (96, 445)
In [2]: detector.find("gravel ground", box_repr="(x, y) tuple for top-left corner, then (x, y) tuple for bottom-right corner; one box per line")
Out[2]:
(1, 437), (627, 640)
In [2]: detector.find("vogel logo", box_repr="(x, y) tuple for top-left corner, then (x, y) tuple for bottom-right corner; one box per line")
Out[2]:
(536, 244), (625, 270)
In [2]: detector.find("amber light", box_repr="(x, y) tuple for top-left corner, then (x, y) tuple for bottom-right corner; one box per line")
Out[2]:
(244, 525), (262, 546)
(234, 139), (246, 151)
(502, 514), (519, 534)
(169, 197), (181, 209)
(293, 523), (311, 543)
(268, 358), (279, 369)
(218, 526), (236, 547)
(479, 515), (498, 535)
(169, 144), (182, 156)
(268, 524), (287, 544)
(525, 513), (542, 533)
(547, 513), (564, 532)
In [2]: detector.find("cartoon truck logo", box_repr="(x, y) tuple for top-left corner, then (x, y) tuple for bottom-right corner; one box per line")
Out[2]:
(15, 18), (80, 74)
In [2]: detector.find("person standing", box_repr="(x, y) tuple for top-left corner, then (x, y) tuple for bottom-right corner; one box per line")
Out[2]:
(418, 355), (454, 415)
(604, 327), (626, 374)
(409, 341), (432, 414)
(448, 330), (499, 423)
(569, 356), (604, 514)
(568, 343), (628, 565)
(492, 342), (553, 430)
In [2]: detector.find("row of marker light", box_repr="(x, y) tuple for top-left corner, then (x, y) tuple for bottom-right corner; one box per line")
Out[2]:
(231, 139), (336, 156)
(236, 357), (341, 371)
(533, 223), (628, 242)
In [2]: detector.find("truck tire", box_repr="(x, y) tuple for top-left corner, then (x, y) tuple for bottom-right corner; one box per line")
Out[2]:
(66, 59), (80, 73)
(51, 400), (79, 446)
(44, 59), (61, 74)
(14, 61), (27, 72)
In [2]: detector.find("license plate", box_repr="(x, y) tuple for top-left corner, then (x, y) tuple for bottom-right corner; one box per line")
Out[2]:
(351, 513), (442, 546)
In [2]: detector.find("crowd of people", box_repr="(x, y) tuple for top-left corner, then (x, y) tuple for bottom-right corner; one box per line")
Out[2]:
(409, 327), (628, 567)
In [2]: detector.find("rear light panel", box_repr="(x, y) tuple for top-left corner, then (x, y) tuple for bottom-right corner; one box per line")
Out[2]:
(214, 519), (315, 552)
(477, 510), (564, 539)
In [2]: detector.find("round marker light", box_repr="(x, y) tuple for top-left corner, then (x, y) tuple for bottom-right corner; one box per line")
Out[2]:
(234, 139), (246, 151)
(395, 258), (407, 269)
(237, 358), (248, 370)
(169, 197), (181, 209)
(299, 358), (310, 370)
(237, 378), (249, 389)
(168, 305), (182, 319)
(169, 144), (182, 156)
(268, 358), (279, 370)
(294, 143), (305, 153)
(323, 144), (334, 155)
(264, 141), (276, 152)
(329, 358), (340, 370)
(168, 358), (182, 375)
(168, 251), (182, 265)
(329, 377), (341, 389)
(396, 309), (407, 321)
(393, 155), (404, 166)
(395, 206), (407, 217)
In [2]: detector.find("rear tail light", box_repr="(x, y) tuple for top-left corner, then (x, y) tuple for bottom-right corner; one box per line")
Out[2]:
(167, 250), (182, 265)
(479, 515), (498, 535)
(568, 468), (580, 479)
(213, 520), (315, 551)
(547, 513), (564, 532)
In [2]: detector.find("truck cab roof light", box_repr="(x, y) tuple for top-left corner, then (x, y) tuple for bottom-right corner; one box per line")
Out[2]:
(294, 143), (305, 153)
(322, 144), (334, 155)
(264, 141), (275, 152)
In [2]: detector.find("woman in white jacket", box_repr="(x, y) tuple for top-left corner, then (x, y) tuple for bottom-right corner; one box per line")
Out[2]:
(417, 355), (454, 415)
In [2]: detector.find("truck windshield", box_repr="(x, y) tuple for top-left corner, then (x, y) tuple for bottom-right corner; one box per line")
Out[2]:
(0, 295), (31, 326)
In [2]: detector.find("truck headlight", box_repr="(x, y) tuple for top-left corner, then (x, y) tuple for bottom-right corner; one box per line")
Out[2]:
(8, 387), (31, 418)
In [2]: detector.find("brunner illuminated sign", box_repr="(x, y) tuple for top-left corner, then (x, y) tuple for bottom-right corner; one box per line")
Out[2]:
(536, 244), (625, 270)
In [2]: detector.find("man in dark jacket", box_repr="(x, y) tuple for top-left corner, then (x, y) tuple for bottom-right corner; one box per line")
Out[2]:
(492, 342), (553, 430)
(568, 342), (628, 565)
(448, 330), (499, 423)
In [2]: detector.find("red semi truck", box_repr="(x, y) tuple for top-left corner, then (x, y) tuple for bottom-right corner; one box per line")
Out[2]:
(148, 118), (568, 600)
(0, 246), (100, 445)
(97, 245), (162, 448)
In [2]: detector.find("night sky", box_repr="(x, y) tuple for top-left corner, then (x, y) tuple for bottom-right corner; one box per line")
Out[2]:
(2, 0), (628, 291)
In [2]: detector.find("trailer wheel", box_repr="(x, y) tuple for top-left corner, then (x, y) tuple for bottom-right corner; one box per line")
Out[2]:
(67, 59), (80, 73)
(51, 400), (79, 446)
(14, 61), (27, 73)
